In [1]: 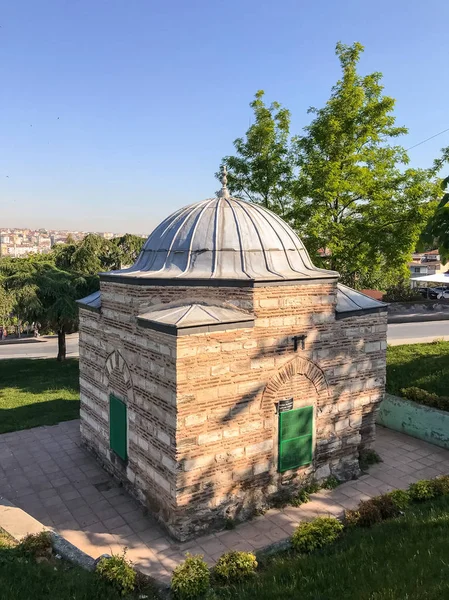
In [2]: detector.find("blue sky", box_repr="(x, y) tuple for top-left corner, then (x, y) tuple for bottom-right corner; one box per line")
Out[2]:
(1, 0), (448, 233)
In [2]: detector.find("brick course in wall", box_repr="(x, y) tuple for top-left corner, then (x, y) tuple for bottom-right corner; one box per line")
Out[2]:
(79, 279), (387, 540)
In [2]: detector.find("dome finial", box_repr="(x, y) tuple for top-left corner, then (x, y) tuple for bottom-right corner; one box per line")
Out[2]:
(217, 164), (230, 198)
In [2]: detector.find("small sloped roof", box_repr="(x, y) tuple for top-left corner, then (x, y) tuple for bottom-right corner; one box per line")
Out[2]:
(336, 284), (387, 318)
(77, 290), (101, 313)
(137, 301), (254, 335)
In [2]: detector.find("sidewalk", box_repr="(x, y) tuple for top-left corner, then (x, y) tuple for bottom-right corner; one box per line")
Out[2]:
(1, 421), (448, 584)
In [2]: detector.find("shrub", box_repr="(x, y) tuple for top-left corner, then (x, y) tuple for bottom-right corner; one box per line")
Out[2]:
(171, 554), (210, 600)
(291, 517), (343, 553)
(400, 387), (449, 412)
(322, 476), (340, 490)
(305, 481), (321, 494)
(359, 449), (382, 472)
(291, 489), (310, 507)
(383, 282), (421, 302)
(344, 509), (361, 527)
(386, 489), (411, 511)
(409, 480), (435, 502)
(432, 475), (449, 496)
(213, 551), (257, 582)
(19, 531), (52, 558)
(372, 495), (401, 520)
(96, 551), (136, 596)
(348, 499), (382, 527)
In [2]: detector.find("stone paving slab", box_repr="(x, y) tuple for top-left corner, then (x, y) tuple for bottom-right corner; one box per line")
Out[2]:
(1, 420), (449, 584)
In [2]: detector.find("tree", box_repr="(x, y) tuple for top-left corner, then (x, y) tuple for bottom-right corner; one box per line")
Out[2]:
(4, 260), (96, 360)
(35, 267), (96, 361)
(111, 234), (145, 269)
(419, 147), (449, 261)
(220, 90), (296, 217)
(293, 42), (439, 287)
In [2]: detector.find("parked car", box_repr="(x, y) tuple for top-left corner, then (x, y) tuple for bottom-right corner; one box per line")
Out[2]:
(436, 289), (449, 300)
(418, 287), (439, 299)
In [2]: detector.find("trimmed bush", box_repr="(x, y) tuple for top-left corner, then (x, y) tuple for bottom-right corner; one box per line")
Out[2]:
(432, 475), (449, 496)
(409, 480), (435, 502)
(400, 387), (449, 412)
(19, 531), (52, 558)
(96, 551), (136, 596)
(171, 553), (210, 600)
(346, 499), (382, 528)
(213, 551), (257, 582)
(386, 489), (411, 511)
(291, 517), (343, 553)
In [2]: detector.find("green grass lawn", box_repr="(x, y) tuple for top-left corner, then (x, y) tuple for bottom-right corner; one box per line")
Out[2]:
(0, 358), (80, 434)
(214, 496), (449, 600)
(386, 340), (449, 397)
(0, 529), (157, 600)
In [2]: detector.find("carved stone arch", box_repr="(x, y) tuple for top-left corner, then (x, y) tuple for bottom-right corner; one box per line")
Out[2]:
(261, 355), (329, 410)
(104, 350), (133, 404)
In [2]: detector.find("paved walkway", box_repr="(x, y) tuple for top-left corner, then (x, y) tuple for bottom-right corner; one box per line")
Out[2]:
(1, 421), (449, 584)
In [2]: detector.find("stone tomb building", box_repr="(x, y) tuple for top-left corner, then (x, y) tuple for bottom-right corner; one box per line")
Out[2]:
(78, 177), (388, 540)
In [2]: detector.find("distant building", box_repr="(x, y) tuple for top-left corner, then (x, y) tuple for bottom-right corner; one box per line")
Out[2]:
(408, 250), (449, 277)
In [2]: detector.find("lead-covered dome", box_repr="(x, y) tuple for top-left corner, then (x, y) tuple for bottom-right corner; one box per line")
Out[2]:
(106, 171), (338, 283)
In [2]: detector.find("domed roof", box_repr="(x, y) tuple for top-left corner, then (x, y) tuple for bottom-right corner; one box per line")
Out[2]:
(106, 171), (338, 284)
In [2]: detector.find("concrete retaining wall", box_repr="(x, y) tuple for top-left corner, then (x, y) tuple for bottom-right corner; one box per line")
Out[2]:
(377, 393), (449, 449)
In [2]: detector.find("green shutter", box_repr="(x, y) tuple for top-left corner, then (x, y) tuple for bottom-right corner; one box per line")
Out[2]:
(279, 406), (313, 472)
(109, 394), (127, 461)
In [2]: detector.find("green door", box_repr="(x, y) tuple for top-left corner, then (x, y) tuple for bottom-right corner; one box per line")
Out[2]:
(109, 394), (127, 461)
(278, 406), (313, 472)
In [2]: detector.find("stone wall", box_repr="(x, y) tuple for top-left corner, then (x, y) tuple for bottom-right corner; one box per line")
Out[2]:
(79, 279), (387, 541)
(79, 286), (179, 526)
(173, 282), (387, 539)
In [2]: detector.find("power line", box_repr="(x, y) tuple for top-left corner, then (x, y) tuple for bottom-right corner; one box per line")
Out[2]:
(406, 127), (449, 151)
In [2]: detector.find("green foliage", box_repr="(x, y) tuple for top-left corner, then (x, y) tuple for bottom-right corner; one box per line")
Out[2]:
(223, 43), (441, 289)
(400, 386), (449, 412)
(386, 341), (449, 398)
(383, 280), (422, 302)
(213, 551), (258, 582)
(220, 91), (295, 217)
(359, 449), (382, 472)
(291, 516), (343, 553)
(224, 518), (236, 530)
(290, 488), (310, 507)
(408, 480), (436, 502)
(431, 475), (449, 497)
(293, 42), (439, 288)
(304, 481), (321, 494)
(420, 148), (449, 262)
(386, 489), (411, 511)
(19, 531), (52, 558)
(322, 476), (340, 490)
(96, 551), (136, 596)
(346, 494), (401, 528)
(171, 554), (210, 600)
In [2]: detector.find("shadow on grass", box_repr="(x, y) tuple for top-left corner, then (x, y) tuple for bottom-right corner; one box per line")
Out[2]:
(0, 358), (80, 434)
(0, 399), (80, 434)
(0, 358), (80, 395)
(386, 342), (449, 397)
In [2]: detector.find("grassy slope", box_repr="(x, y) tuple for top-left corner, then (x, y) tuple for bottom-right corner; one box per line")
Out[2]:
(215, 496), (449, 600)
(0, 358), (79, 434)
(386, 340), (449, 397)
(0, 529), (157, 600)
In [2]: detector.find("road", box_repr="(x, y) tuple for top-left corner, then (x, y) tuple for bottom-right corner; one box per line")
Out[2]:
(0, 321), (449, 359)
(0, 334), (80, 360)
(387, 320), (449, 346)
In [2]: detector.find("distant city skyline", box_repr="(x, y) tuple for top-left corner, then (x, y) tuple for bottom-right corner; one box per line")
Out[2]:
(1, 0), (448, 232)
